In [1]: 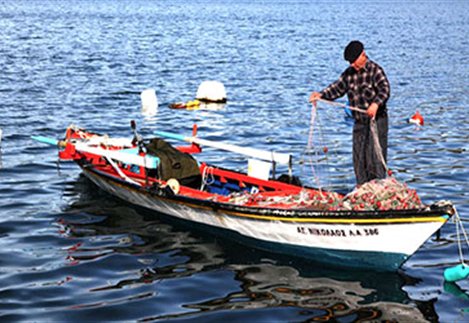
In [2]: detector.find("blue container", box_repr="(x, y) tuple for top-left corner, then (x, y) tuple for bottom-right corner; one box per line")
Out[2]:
(444, 264), (469, 282)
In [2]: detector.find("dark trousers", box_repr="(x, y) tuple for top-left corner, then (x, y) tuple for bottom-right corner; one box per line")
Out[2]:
(353, 114), (388, 185)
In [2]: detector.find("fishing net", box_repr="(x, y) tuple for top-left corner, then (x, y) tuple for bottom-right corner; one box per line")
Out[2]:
(227, 177), (424, 212)
(301, 103), (332, 190)
(295, 102), (425, 211)
(329, 177), (425, 211)
(370, 118), (388, 173)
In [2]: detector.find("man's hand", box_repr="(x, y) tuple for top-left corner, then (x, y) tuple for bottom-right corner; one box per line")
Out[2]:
(367, 102), (379, 119)
(309, 92), (321, 103)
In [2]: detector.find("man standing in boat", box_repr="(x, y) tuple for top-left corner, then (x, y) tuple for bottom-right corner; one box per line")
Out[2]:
(309, 40), (391, 185)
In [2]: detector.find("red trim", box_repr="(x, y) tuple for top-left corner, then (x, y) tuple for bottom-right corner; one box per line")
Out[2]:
(199, 163), (303, 193)
(56, 126), (346, 208)
(176, 144), (201, 154)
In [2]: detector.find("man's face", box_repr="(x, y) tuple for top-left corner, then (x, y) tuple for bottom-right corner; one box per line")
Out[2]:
(351, 51), (367, 71)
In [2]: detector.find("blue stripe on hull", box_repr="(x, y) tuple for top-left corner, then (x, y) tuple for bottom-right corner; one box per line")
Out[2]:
(247, 238), (408, 271)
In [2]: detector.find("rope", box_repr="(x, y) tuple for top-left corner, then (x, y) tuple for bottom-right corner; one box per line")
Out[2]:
(200, 166), (215, 191)
(307, 103), (317, 150)
(454, 207), (469, 265)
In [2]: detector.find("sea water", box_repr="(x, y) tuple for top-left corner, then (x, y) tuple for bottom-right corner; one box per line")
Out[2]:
(0, 0), (468, 321)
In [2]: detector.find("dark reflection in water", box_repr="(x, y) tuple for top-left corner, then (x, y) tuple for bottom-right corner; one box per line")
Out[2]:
(0, 0), (467, 321)
(180, 265), (430, 323)
(49, 175), (436, 322)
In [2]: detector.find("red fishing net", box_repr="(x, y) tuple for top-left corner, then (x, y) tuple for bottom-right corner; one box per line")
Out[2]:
(327, 177), (425, 211)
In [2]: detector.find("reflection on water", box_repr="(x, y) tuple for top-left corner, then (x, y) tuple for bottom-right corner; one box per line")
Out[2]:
(1, 1), (467, 319)
(182, 264), (428, 322)
(51, 176), (435, 321)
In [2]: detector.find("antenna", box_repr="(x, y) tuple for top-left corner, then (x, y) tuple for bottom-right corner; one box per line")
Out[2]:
(130, 120), (144, 153)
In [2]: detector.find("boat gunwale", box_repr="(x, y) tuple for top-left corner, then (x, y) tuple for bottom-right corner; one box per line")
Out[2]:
(83, 165), (453, 224)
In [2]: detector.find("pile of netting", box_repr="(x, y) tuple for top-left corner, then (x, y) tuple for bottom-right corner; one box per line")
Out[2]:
(228, 177), (425, 212)
(225, 177), (425, 211)
(319, 177), (425, 211)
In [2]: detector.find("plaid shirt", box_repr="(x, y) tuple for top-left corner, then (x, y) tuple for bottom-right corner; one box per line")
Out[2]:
(320, 60), (390, 122)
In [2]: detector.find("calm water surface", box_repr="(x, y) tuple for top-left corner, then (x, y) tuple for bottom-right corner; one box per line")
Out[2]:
(0, 0), (468, 321)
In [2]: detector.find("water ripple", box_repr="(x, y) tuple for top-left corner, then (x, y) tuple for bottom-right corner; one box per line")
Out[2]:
(0, 0), (468, 321)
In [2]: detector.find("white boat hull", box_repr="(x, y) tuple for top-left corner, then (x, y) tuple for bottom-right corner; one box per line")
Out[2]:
(84, 169), (449, 270)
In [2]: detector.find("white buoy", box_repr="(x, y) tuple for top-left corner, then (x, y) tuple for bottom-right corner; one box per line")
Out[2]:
(196, 81), (227, 103)
(141, 88), (158, 116)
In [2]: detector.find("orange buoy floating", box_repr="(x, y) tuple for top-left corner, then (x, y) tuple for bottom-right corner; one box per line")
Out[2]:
(409, 110), (424, 126)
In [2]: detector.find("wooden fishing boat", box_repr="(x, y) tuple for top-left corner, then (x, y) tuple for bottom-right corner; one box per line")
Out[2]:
(32, 123), (455, 271)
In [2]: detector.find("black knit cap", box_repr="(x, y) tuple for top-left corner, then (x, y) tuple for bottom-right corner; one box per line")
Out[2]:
(344, 40), (364, 63)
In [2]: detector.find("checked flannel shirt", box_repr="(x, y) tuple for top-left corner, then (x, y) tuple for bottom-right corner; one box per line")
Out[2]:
(320, 60), (390, 122)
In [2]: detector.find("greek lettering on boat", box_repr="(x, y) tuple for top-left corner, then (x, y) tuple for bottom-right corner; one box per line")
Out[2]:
(297, 226), (379, 237)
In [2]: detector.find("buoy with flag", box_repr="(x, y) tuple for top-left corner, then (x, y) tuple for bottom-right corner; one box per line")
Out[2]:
(409, 110), (424, 126)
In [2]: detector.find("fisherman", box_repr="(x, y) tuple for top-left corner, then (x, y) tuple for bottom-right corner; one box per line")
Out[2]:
(309, 40), (391, 185)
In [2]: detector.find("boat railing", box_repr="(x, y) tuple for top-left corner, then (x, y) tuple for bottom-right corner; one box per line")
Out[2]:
(155, 131), (293, 179)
